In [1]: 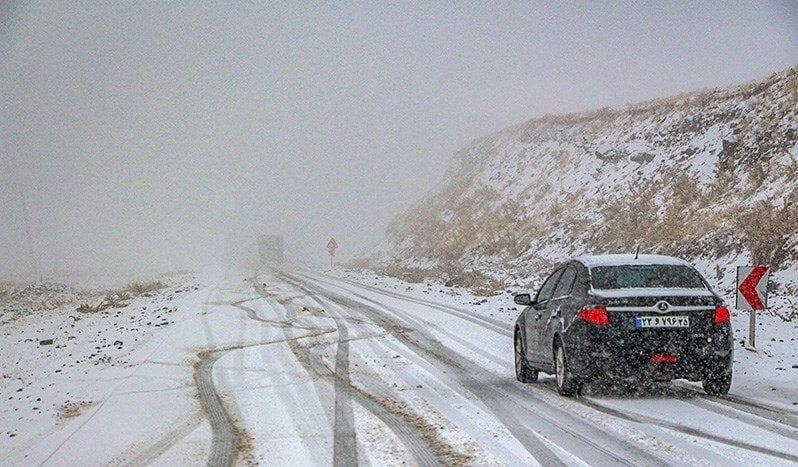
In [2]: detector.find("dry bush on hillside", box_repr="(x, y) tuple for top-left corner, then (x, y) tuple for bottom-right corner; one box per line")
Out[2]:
(448, 270), (504, 296)
(771, 306), (798, 322)
(76, 301), (105, 313)
(657, 174), (724, 255)
(709, 164), (739, 200)
(589, 179), (662, 251)
(103, 290), (132, 308)
(733, 198), (798, 267)
(345, 257), (374, 269)
(576, 173), (735, 259)
(578, 166), (797, 266)
(780, 71), (798, 111)
(378, 266), (429, 284)
(392, 184), (519, 265)
(478, 197), (536, 258)
(545, 199), (566, 222)
(78, 290), (130, 313)
(126, 281), (166, 296)
(77, 280), (166, 313)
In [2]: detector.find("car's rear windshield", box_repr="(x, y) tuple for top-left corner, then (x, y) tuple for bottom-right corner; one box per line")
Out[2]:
(590, 265), (706, 289)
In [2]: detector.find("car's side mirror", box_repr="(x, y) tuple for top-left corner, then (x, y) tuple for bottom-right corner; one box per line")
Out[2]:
(514, 293), (533, 306)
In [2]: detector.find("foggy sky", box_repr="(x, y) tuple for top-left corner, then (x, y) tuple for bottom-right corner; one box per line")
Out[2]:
(2, 1), (798, 280)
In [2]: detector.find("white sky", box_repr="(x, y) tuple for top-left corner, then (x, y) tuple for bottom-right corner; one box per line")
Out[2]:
(2, 1), (797, 279)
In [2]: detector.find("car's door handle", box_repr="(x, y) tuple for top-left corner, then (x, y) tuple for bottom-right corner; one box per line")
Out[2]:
(546, 307), (561, 326)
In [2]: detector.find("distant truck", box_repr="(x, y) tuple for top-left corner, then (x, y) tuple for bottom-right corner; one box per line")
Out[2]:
(258, 235), (284, 266)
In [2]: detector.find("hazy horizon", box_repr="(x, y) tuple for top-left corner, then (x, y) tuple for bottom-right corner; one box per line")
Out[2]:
(2, 1), (798, 280)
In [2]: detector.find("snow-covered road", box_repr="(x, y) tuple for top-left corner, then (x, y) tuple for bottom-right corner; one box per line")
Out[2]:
(3, 269), (797, 466)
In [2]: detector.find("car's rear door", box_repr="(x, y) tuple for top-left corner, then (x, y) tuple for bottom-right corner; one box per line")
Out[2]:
(527, 268), (563, 364)
(541, 265), (578, 354)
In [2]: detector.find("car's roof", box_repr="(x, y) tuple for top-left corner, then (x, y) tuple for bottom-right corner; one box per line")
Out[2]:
(573, 254), (691, 268)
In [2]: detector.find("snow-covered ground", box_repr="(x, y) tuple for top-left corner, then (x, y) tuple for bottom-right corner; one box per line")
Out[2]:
(2, 267), (797, 466)
(0, 273), (208, 465)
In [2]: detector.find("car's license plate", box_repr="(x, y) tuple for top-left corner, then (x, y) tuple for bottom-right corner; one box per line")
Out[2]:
(635, 316), (689, 328)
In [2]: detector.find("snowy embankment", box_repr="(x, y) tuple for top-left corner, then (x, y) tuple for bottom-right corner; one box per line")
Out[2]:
(373, 66), (798, 297)
(0, 274), (202, 463)
(328, 267), (798, 412)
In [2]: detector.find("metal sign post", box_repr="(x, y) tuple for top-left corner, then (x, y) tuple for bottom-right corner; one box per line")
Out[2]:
(735, 265), (770, 348)
(326, 238), (338, 268)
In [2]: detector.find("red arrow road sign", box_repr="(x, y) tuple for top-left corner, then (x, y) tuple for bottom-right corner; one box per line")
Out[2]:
(736, 266), (769, 311)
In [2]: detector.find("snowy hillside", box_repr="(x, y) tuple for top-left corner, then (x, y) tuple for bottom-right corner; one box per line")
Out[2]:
(372, 66), (798, 302)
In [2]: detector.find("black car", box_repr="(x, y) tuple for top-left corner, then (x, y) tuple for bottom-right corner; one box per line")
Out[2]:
(513, 254), (733, 396)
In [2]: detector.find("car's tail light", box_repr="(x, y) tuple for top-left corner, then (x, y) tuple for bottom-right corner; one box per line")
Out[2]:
(578, 306), (610, 326)
(650, 355), (677, 363)
(714, 306), (730, 324)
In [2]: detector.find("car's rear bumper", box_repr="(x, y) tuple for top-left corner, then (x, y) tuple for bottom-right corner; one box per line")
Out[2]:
(565, 327), (733, 382)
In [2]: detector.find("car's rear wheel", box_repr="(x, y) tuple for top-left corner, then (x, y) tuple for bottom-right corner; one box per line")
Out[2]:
(554, 341), (580, 396)
(514, 329), (538, 383)
(702, 366), (732, 396)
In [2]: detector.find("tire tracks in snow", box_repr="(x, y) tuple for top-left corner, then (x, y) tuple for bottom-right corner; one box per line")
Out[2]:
(196, 286), (239, 467)
(193, 331), (335, 466)
(674, 383), (798, 431)
(678, 392), (798, 439)
(574, 395), (798, 463)
(251, 278), (359, 465)
(194, 284), (336, 467)
(291, 273), (668, 466)
(313, 272), (798, 449)
(35, 285), (219, 467)
(332, 273), (798, 423)
(115, 285), (225, 466)
(320, 273), (510, 334)
(230, 296), (336, 466)
(271, 274), (445, 466)
(317, 294), (359, 466)
(194, 350), (239, 467)
(121, 413), (204, 466)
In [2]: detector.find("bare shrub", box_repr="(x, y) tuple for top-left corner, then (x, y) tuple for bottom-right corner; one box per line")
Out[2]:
(451, 271), (504, 296)
(57, 400), (97, 421)
(545, 199), (566, 222)
(77, 291), (129, 313)
(746, 160), (770, 195)
(76, 302), (105, 313)
(589, 179), (662, 251)
(657, 173), (724, 255)
(733, 198), (798, 267)
(769, 301), (798, 322)
(126, 281), (166, 296)
(102, 290), (132, 308)
(770, 283), (798, 322)
(345, 257), (374, 269)
(377, 265), (430, 284)
(77, 280), (165, 313)
(709, 164), (738, 200)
